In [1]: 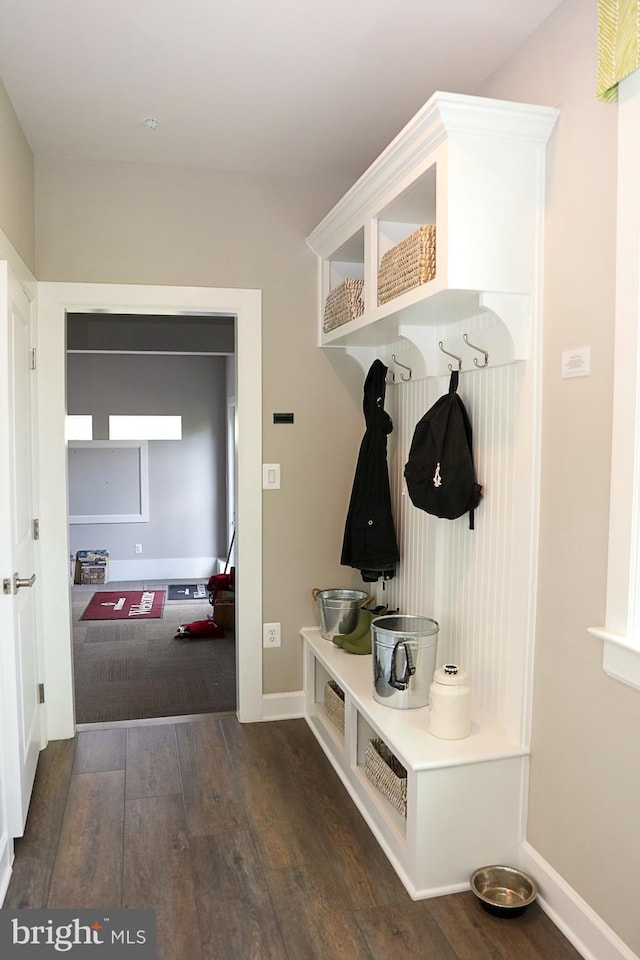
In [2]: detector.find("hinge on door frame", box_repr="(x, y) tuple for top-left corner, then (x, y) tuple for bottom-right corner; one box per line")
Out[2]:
(33, 518), (40, 540)
(38, 683), (45, 704)
(30, 347), (36, 370)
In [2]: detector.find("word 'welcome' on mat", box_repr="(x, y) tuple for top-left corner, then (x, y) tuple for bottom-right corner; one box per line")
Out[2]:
(81, 590), (165, 621)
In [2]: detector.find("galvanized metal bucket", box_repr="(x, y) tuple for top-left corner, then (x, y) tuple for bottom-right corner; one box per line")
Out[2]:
(372, 614), (439, 709)
(312, 588), (370, 641)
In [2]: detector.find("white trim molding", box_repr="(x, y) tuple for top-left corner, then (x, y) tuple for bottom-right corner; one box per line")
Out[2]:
(261, 691), (305, 722)
(589, 69), (640, 691)
(107, 557), (217, 581)
(519, 843), (639, 960)
(36, 282), (263, 738)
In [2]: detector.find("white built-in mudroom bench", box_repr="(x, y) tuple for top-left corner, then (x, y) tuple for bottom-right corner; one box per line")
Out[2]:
(302, 626), (528, 900)
(302, 91), (559, 899)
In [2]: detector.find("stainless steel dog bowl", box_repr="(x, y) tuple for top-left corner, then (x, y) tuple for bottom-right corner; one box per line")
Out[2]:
(470, 865), (537, 918)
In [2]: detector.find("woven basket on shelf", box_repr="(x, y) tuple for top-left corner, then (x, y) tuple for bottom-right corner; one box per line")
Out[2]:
(377, 224), (436, 305)
(364, 738), (407, 817)
(323, 680), (345, 733)
(323, 278), (365, 333)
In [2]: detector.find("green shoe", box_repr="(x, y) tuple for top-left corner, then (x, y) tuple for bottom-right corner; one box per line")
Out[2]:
(342, 605), (389, 655)
(332, 607), (373, 647)
(342, 626), (372, 655)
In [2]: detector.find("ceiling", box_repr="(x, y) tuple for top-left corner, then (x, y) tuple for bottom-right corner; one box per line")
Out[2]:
(0, 0), (564, 183)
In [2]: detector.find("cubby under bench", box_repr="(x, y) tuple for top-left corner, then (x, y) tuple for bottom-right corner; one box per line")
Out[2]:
(301, 626), (529, 900)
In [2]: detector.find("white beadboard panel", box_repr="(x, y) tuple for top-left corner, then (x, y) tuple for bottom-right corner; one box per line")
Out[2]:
(384, 357), (536, 744)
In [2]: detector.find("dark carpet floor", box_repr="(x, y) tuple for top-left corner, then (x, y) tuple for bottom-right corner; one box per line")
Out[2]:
(72, 580), (236, 723)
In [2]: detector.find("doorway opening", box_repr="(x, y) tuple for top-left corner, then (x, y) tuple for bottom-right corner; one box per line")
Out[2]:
(36, 282), (263, 740)
(66, 312), (237, 723)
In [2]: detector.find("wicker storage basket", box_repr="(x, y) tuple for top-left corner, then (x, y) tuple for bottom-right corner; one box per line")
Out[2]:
(323, 680), (345, 733)
(323, 278), (365, 332)
(377, 224), (436, 305)
(364, 738), (407, 817)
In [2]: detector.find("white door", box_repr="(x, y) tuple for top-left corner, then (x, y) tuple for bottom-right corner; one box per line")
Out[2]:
(0, 261), (41, 837)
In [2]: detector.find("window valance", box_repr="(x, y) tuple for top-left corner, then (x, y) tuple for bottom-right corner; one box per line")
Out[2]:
(598, 0), (640, 101)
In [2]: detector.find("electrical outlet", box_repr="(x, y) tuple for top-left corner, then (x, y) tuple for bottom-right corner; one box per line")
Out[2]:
(135, 543), (142, 554)
(263, 622), (281, 648)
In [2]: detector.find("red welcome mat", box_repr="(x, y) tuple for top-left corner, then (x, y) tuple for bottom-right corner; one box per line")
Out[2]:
(81, 590), (165, 621)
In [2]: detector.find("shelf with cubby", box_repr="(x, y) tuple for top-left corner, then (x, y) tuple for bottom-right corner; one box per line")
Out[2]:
(301, 626), (529, 899)
(307, 91), (558, 376)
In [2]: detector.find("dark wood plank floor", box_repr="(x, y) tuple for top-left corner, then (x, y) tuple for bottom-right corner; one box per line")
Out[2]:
(5, 716), (583, 960)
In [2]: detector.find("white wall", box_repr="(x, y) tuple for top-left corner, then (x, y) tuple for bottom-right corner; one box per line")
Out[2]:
(477, 0), (640, 953)
(67, 352), (228, 577)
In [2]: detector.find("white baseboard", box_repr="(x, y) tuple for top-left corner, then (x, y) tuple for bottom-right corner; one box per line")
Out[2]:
(0, 837), (13, 906)
(108, 557), (217, 582)
(519, 842), (638, 960)
(261, 691), (305, 721)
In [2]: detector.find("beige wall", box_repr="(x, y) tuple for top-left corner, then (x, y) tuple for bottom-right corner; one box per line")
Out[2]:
(35, 158), (363, 694)
(478, 0), (640, 951)
(0, 77), (35, 270)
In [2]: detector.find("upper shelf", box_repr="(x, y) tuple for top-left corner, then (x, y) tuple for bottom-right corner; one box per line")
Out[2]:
(306, 91), (559, 372)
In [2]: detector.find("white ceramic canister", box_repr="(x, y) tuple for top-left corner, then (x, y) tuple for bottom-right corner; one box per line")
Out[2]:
(428, 664), (471, 739)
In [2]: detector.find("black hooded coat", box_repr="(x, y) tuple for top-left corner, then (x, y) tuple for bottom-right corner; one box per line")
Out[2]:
(340, 359), (399, 582)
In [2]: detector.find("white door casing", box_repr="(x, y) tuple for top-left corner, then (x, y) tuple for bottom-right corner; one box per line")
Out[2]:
(0, 261), (42, 836)
(36, 283), (263, 736)
(227, 397), (237, 567)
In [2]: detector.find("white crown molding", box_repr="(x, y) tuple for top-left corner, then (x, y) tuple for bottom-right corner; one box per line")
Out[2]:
(306, 91), (559, 260)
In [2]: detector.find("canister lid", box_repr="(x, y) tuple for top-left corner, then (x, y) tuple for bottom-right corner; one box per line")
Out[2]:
(433, 664), (468, 685)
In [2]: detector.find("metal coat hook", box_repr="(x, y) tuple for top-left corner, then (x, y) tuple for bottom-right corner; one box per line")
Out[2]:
(463, 333), (489, 368)
(391, 354), (412, 381)
(438, 341), (463, 371)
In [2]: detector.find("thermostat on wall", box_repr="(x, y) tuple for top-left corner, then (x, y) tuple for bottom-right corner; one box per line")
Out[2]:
(561, 347), (590, 379)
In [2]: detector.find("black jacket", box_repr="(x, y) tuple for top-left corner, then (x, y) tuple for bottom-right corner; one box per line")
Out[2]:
(341, 359), (399, 581)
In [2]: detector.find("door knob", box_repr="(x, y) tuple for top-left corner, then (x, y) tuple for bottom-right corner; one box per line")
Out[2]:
(14, 572), (36, 590)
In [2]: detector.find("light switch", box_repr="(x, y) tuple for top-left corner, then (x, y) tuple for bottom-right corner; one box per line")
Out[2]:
(262, 463), (281, 489)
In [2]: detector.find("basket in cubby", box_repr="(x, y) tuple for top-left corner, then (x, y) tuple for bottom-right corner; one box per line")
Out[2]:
(323, 679), (345, 733)
(323, 278), (365, 332)
(377, 224), (436, 305)
(364, 737), (407, 817)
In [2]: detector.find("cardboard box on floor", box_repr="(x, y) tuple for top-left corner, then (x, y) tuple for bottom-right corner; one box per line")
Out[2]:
(74, 549), (109, 585)
(213, 590), (235, 629)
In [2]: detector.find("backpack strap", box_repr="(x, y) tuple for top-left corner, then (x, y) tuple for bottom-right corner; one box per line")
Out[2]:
(449, 370), (459, 394)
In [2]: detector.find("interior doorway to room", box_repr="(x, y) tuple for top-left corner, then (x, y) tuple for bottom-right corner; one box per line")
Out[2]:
(66, 312), (237, 724)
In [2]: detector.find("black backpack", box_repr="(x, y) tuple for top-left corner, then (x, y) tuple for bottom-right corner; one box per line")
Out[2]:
(404, 371), (482, 529)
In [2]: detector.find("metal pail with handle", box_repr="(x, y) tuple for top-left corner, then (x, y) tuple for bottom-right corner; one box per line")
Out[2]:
(372, 614), (439, 708)
(312, 588), (370, 641)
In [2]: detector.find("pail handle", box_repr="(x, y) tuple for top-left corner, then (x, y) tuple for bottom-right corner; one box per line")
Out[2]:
(311, 588), (373, 608)
(389, 640), (416, 690)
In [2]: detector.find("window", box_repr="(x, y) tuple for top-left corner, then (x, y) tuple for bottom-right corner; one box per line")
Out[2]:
(65, 415), (93, 440)
(588, 69), (640, 690)
(108, 415), (182, 440)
